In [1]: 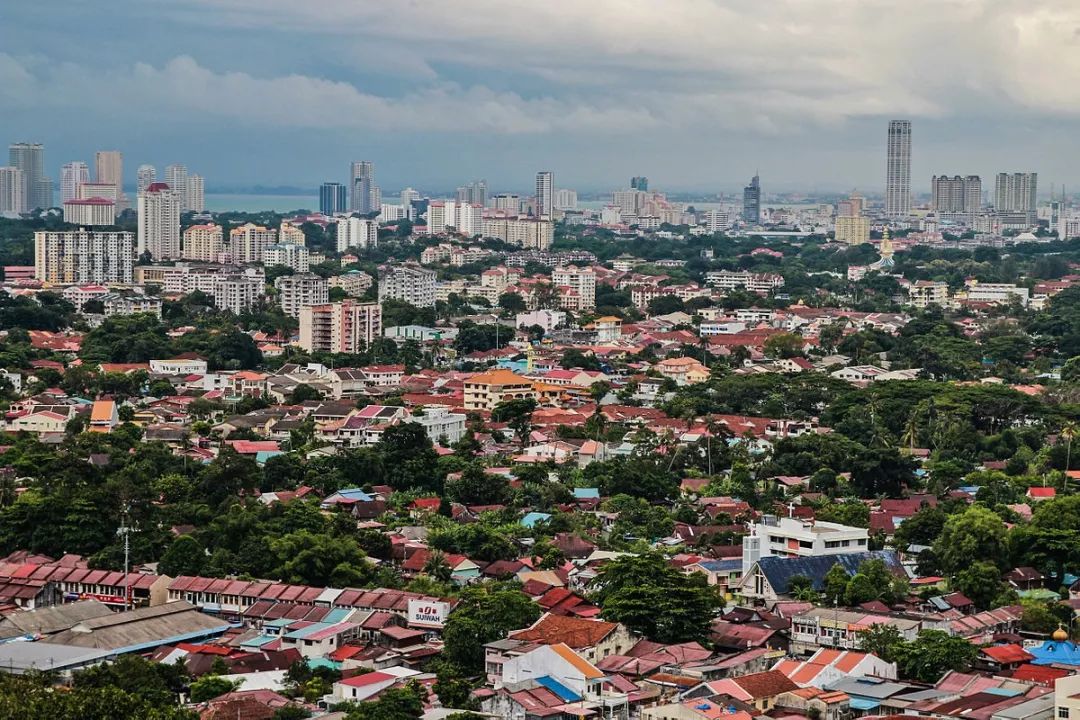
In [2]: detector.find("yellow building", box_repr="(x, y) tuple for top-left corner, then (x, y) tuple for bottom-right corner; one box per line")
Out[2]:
(463, 369), (539, 411)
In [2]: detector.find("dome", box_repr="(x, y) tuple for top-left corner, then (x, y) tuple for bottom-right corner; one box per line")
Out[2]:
(1053, 626), (1069, 642)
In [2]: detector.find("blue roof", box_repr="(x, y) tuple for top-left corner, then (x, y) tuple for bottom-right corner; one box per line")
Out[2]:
(849, 698), (881, 711)
(1029, 641), (1080, 666)
(573, 488), (600, 499)
(756, 551), (904, 595)
(535, 675), (582, 703)
(307, 657), (341, 671)
(521, 512), (552, 528)
(255, 450), (283, 465)
(699, 559), (742, 572)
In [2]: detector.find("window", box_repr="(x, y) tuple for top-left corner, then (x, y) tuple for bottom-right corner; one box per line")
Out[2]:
(1059, 708), (1069, 719)
(857, 539), (868, 546)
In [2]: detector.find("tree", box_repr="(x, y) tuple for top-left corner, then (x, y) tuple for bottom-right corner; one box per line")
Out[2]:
(288, 384), (324, 404)
(377, 423), (443, 492)
(953, 560), (1007, 611)
(647, 295), (684, 316)
(445, 463), (511, 506)
(158, 535), (206, 577)
(933, 505), (1008, 575)
(74, 654), (189, 707)
(763, 332), (804, 359)
(823, 563), (851, 605)
(894, 630), (979, 683)
(441, 584), (541, 673)
(270, 531), (371, 587)
(892, 504), (946, 548)
(0, 671), (196, 719)
(498, 292), (526, 314)
(491, 398), (536, 446)
(857, 623), (905, 662)
(189, 675), (241, 703)
(591, 553), (722, 643)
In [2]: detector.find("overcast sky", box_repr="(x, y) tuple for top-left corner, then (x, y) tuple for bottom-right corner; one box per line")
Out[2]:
(3, 0), (1078, 194)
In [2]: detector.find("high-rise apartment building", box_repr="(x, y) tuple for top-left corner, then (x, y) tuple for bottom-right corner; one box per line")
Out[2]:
(455, 180), (487, 206)
(275, 272), (328, 318)
(555, 188), (578, 211)
(263, 243), (310, 273)
(320, 182), (348, 215)
(299, 300), (382, 353)
(378, 264), (437, 307)
(229, 223), (277, 264)
(34, 230), (135, 285)
(612, 190), (646, 217)
(181, 224), (225, 262)
(9, 143), (51, 210)
(480, 217), (553, 250)
(350, 161), (378, 214)
(994, 172), (1038, 226)
(214, 275), (263, 314)
(137, 165), (157, 192)
(885, 120), (912, 217)
(492, 193), (521, 213)
(279, 223), (306, 246)
(426, 201), (481, 236)
(165, 164), (188, 209)
(630, 176), (649, 191)
(742, 174), (761, 224)
(552, 265), (597, 310)
(60, 162), (90, 203)
(187, 175), (205, 213)
(535, 171), (554, 219)
(400, 187), (420, 206)
(335, 216), (379, 252)
(63, 198), (116, 226)
(137, 183), (182, 259)
(835, 193), (870, 245)
(931, 175), (981, 217)
(0, 167), (26, 215)
(94, 151), (123, 207)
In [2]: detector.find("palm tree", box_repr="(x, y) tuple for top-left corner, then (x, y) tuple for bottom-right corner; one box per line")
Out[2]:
(900, 410), (920, 454)
(423, 550), (453, 584)
(1062, 422), (1077, 492)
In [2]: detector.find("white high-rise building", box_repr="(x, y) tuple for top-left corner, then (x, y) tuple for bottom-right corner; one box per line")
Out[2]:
(336, 216), (379, 252)
(9, 143), (50, 210)
(165, 164), (188, 210)
(931, 175), (981, 218)
(554, 188), (577, 211)
(426, 201), (482, 236)
(187, 174), (205, 213)
(704, 209), (731, 233)
(34, 230), (135, 285)
(94, 151), (124, 209)
(885, 120), (912, 217)
(60, 162), (90, 203)
(995, 172), (1038, 226)
(137, 183), (182, 259)
(0, 167), (26, 215)
(263, 243), (310, 273)
(552, 265), (596, 310)
(181, 224), (225, 262)
(350, 161), (378, 214)
(378, 264), (437, 307)
(535, 171), (554, 219)
(400, 187), (420, 206)
(229, 223), (277, 264)
(214, 275), (263, 314)
(63, 198), (116, 226)
(492, 193), (521, 212)
(137, 165), (156, 192)
(275, 272), (328, 318)
(299, 300), (382, 353)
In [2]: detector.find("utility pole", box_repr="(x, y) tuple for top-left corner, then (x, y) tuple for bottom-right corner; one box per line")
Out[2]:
(117, 506), (138, 612)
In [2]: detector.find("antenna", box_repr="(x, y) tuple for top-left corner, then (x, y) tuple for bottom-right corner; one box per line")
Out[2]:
(117, 506), (139, 612)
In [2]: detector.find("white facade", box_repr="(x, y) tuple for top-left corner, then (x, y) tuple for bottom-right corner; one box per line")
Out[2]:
(60, 162), (90, 203)
(0, 167), (26, 215)
(35, 230), (135, 285)
(229, 223), (277, 264)
(336, 217), (379, 252)
(275, 272), (329, 318)
(214, 275), (263, 314)
(516, 309), (567, 332)
(379, 264), (437, 308)
(535, 171), (554, 219)
(138, 184), (182, 259)
(186, 174), (205, 213)
(555, 188), (577, 211)
(182, 224), (226, 262)
(264, 243), (310, 273)
(164, 164), (188, 210)
(705, 270), (784, 294)
(299, 301), (382, 353)
(742, 515), (870, 576)
(136, 165), (156, 192)
(63, 198), (115, 226)
(885, 119), (912, 217)
(481, 217), (553, 249)
(552, 265), (597, 310)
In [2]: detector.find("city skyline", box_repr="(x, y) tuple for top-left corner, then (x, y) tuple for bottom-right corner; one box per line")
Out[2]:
(6, 1), (1080, 191)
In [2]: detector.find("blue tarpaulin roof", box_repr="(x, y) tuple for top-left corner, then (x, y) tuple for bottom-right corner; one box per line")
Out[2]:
(756, 550), (904, 595)
(535, 675), (582, 703)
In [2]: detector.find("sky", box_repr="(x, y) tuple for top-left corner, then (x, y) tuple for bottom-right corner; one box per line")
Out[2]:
(3, 0), (1080, 195)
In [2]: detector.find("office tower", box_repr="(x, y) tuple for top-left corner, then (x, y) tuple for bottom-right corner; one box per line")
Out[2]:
(742, 174), (761, 224)
(187, 174), (205, 213)
(400, 187), (420, 206)
(630, 176), (649, 191)
(60, 162), (90, 204)
(555, 188), (578, 211)
(299, 300), (382, 353)
(378, 264), (437, 307)
(94, 151), (123, 199)
(165, 164), (188, 210)
(137, 165), (157, 192)
(535, 171), (554, 219)
(350, 161), (378, 214)
(34, 229), (135, 284)
(335, 216), (379, 252)
(137, 183), (182, 259)
(835, 193), (870, 245)
(0, 167), (26, 214)
(455, 180), (487, 206)
(229, 223), (277, 264)
(995, 172), (1038, 225)
(885, 120), (912, 217)
(931, 175), (981, 217)
(9, 142), (49, 210)
(181, 224), (225, 262)
(275, 272), (328, 318)
(320, 182), (348, 215)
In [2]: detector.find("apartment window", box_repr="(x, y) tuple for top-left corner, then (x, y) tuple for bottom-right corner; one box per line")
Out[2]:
(1059, 708), (1069, 719)
(799, 540), (813, 549)
(857, 539), (868, 546)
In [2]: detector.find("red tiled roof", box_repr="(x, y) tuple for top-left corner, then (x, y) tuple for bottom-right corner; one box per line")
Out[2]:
(509, 613), (617, 649)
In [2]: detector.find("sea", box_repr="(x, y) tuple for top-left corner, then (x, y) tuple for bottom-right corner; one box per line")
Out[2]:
(204, 193), (318, 213)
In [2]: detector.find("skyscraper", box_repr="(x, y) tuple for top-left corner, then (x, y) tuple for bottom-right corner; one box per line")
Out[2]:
(94, 151), (123, 201)
(320, 182), (348, 215)
(9, 142), (50, 210)
(630, 176), (649, 192)
(885, 120), (912, 217)
(187, 174), (205, 213)
(165, 164), (188, 211)
(0, 167), (26, 215)
(742, 174), (761, 224)
(535, 171), (554, 219)
(994, 172), (1038, 225)
(931, 175), (981, 217)
(350, 161), (378, 214)
(455, 180), (487, 206)
(137, 183), (182, 259)
(137, 165), (157, 192)
(60, 162), (90, 204)
(835, 193), (870, 245)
